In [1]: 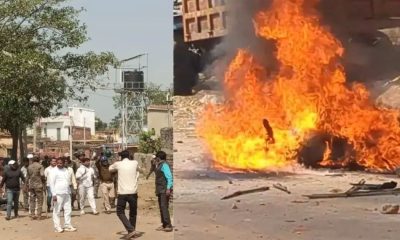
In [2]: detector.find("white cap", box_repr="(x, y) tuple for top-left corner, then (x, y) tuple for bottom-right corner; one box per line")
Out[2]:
(8, 160), (15, 165)
(64, 153), (70, 157)
(27, 154), (33, 159)
(152, 155), (156, 159)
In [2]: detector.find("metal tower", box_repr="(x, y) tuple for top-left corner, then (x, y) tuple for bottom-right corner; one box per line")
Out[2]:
(115, 54), (149, 149)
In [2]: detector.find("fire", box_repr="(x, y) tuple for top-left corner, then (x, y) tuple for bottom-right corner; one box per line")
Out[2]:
(197, 0), (400, 172)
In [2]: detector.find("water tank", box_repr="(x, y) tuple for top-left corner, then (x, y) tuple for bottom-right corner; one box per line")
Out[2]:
(122, 70), (144, 91)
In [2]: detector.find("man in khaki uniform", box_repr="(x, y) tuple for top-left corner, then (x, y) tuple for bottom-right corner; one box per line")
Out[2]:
(27, 156), (45, 219)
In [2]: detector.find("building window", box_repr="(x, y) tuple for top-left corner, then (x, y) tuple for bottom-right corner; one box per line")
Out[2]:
(44, 128), (47, 137)
(57, 128), (61, 141)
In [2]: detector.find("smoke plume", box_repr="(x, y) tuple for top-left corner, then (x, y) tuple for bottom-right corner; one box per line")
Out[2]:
(207, 0), (400, 95)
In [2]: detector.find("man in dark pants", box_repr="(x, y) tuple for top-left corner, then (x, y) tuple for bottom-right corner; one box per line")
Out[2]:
(0, 160), (26, 220)
(109, 150), (140, 239)
(150, 151), (173, 232)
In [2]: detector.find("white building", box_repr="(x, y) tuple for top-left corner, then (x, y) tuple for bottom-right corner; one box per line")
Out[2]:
(40, 106), (95, 141)
(147, 105), (173, 137)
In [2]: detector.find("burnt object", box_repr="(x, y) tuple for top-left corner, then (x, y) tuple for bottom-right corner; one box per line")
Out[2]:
(221, 186), (270, 200)
(262, 118), (275, 144)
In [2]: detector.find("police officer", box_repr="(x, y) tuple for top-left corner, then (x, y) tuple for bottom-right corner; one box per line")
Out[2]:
(27, 156), (45, 220)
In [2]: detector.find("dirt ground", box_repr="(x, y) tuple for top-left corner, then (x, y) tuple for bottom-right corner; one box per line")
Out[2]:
(0, 178), (173, 240)
(173, 93), (400, 240)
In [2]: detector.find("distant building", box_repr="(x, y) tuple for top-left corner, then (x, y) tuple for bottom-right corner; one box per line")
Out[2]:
(147, 105), (173, 137)
(0, 131), (12, 157)
(39, 106), (95, 141)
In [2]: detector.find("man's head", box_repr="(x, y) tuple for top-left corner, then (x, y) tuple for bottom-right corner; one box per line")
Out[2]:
(50, 158), (57, 167)
(32, 156), (40, 163)
(56, 157), (65, 169)
(119, 150), (130, 160)
(81, 158), (90, 167)
(22, 157), (29, 167)
(8, 160), (17, 170)
(155, 151), (167, 161)
(27, 153), (34, 160)
(100, 155), (109, 166)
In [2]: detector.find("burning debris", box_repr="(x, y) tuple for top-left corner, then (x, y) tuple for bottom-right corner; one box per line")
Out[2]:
(196, 0), (400, 173)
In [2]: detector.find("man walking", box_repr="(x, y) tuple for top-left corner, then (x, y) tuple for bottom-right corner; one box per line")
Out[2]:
(76, 157), (98, 215)
(150, 151), (173, 232)
(44, 157), (57, 213)
(27, 156), (45, 220)
(96, 154), (115, 214)
(0, 160), (26, 220)
(109, 150), (140, 239)
(49, 157), (77, 233)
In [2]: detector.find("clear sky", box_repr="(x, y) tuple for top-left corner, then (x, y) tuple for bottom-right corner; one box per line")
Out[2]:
(67, 0), (173, 123)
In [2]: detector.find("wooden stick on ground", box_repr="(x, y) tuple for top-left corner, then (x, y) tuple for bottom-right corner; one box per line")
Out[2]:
(303, 188), (400, 199)
(221, 186), (270, 200)
(345, 179), (365, 196)
(273, 183), (291, 194)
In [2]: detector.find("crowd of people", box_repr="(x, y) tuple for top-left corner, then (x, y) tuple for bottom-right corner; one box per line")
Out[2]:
(0, 149), (173, 239)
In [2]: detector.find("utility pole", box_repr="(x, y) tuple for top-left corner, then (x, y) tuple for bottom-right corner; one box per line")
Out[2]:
(83, 117), (86, 145)
(33, 120), (37, 153)
(121, 91), (125, 150)
(69, 116), (73, 159)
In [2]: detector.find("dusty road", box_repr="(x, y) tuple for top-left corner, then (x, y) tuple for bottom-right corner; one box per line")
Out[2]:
(173, 92), (400, 240)
(0, 179), (173, 240)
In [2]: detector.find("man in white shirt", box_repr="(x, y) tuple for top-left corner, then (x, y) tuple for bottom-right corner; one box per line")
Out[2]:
(75, 158), (98, 215)
(49, 158), (77, 233)
(109, 150), (140, 239)
(44, 158), (57, 213)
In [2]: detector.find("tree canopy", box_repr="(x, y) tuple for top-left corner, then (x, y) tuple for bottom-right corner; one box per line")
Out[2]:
(0, 0), (117, 159)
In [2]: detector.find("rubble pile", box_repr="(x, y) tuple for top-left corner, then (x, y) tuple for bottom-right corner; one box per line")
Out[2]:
(173, 90), (223, 131)
(160, 127), (173, 152)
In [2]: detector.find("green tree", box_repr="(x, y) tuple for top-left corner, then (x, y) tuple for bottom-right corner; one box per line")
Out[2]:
(138, 131), (161, 154)
(0, 0), (117, 159)
(95, 117), (108, 131)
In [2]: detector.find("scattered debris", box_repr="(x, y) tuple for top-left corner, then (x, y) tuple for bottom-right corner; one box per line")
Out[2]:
(232, 203), (238, 209)
(291, 200), (309, 204)
(221, 186), (270, 200)
(177, 140), (183, 143)
(304, 179), (400, 199)
(285, 220), (296, 223)
(380, 204), (399, 214)
(198, 173), (209, 178)
(350, 181), (397, 190)
(273, 183), (291, 194)
(324, 173), (344, 177)
(345, 179), (366, 195)
(329, 189), (342, 193)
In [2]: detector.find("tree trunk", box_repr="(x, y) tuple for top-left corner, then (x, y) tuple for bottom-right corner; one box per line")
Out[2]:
(10, 125), (19, 161)
(23, 128), (28, 156)
(19, 127), (24, 163)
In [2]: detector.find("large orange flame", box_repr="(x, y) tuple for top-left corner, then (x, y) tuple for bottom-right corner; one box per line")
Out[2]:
(197, 0), (400, 172)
